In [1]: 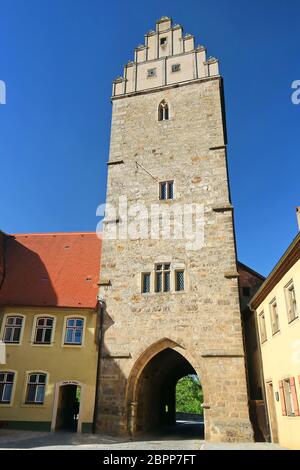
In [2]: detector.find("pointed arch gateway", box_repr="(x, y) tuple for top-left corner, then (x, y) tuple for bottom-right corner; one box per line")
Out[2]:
(126, 338), (205, 437)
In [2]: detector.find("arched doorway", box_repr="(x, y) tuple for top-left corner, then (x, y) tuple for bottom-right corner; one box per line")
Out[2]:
(127, 342), (204, 439)
(51, 381), (82, 433)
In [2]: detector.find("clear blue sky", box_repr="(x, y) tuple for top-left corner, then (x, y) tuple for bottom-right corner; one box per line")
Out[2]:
(0, 0), (299, 276)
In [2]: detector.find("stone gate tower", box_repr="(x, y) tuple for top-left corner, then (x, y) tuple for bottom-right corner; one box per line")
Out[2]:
(97, 16), (253, 442)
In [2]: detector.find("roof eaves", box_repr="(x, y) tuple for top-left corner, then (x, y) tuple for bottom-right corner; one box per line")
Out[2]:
(250, 231), (300, 310)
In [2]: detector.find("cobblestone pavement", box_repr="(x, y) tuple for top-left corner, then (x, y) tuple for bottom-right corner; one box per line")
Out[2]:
(0, 422), (285, 450)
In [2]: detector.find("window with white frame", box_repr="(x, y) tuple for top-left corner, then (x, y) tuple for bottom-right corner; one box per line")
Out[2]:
(259, 311), (267, 343)
(270, 299), (280, 335)
(285, 281), (298, 323)
(159, 181), (174, 200)
(155, 264), (171, 293)
(3, 316), (23, 343)
(34, 317), (54, 344)
(64, 318), (84, 345)
(0, 372), (14, 404)
(25, 373), (46, 404)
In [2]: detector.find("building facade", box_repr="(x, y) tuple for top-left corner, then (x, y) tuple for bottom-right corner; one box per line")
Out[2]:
(0, 233), (101, 432)
(251, 227), (300, 450)
(97, 16), (254, 442)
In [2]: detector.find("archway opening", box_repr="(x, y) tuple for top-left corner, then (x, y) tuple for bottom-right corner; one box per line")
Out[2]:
(134, 347), (204, 439)
(175, 375), (204, 434)
(55, 384), (80, 432)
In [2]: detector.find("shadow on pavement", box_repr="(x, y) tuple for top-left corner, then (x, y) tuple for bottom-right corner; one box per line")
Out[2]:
(0, 421), (204, 449)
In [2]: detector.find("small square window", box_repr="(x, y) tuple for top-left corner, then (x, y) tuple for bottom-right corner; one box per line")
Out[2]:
(159, 181), (174, 200)
(172, 64), (181, 72)
(242, 287), (251, 297)
(147, 68), (156, 78)
(160, 37), (167, 46)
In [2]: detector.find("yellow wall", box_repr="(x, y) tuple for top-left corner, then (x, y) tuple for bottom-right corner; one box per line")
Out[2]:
(0, 306), (98, 431)
(256, 259), (300, 449)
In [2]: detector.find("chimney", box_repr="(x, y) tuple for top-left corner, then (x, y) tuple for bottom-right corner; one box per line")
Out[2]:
(297, 207), (300, 231)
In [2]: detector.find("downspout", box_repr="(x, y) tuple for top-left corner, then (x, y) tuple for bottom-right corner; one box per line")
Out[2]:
(92, 297), (105, 433)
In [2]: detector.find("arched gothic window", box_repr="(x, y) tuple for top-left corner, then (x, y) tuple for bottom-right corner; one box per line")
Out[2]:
(158, 100), (169, 121)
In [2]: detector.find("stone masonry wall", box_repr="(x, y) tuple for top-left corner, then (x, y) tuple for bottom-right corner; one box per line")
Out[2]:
(97, 77), (254, 442)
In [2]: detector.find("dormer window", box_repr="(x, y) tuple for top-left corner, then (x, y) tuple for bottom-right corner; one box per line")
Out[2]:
(147, 68), (157, 78)
(160, 37), (167, 46)
(172, 64), (181, 73)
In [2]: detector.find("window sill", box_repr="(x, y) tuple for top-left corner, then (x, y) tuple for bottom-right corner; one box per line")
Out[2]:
(62, 343), (83, 348)
(21, 403), (46, 408)
(141, 291), (186, 296)
(31, 343), (53, 347)
(288, 316), (299, 325)
(0, 403), (13, 408)
(272, 330), (281, 337)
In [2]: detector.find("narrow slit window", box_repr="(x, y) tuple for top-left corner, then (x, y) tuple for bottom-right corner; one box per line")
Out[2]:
(155, 264), (171, 293)
(175, 270), (185, 292)
(142, 273), (151, 294)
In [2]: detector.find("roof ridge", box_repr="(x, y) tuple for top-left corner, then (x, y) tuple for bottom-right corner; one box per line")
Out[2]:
(13, 232), (97, 236)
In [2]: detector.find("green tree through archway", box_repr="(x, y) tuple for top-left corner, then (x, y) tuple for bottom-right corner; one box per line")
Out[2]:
(176, 375), (203, 415)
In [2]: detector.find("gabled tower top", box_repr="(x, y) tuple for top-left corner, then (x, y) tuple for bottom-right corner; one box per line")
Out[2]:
(112, 17), (220, 97)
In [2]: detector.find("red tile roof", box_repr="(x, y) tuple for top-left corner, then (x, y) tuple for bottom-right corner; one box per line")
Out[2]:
(0, 233), (101, 309)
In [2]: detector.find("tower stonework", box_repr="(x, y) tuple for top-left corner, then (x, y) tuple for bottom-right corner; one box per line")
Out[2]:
(98, 17), (253, 442)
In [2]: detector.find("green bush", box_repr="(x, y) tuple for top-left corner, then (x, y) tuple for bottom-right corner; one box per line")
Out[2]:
(176, 375), (203, 415)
